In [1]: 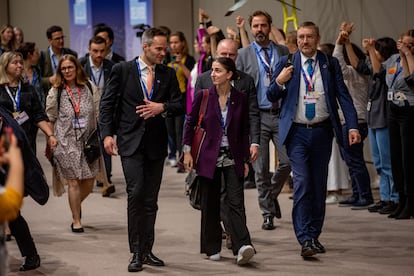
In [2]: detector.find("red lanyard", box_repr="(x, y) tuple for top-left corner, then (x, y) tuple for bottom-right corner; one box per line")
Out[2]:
(66, 85), (81, 117)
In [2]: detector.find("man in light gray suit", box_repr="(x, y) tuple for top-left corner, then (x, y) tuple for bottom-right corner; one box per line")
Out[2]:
(236, 10), (291, 230)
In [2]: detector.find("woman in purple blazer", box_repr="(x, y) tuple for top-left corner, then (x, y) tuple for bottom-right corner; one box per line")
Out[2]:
(182, 57), (255, 265)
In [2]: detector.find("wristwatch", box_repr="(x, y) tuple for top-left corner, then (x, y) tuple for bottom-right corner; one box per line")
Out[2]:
(182, 145), (191, 153)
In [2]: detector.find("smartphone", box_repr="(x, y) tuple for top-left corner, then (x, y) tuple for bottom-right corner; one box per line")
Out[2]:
(285, 53), (294, 68)
(2, 126), (13, 150)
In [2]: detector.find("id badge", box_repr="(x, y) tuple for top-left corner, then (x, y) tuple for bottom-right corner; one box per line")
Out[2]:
(72, 118), (86, 129)
(304, 91), (318, 104)
(387, 90), (394, 101)
(367, 100), (372, 111)
(15, 111), (29, 125)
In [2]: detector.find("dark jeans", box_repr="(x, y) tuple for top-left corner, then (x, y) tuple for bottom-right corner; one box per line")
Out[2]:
(200, 165), (252, 256)
(166, 115), (185, 160)
(340, 123), (373, 201)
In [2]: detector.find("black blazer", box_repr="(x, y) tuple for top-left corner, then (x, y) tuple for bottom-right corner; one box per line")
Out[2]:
(79, 54), (114, 85)
(99, 58), (184, 158)
(110, 52), (125, 63)
(194, 69), (260, 145)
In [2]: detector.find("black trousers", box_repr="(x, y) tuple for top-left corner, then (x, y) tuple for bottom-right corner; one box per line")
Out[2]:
(200, 165), (252, 256)
(121, 151), (164, 255)
(388, 104), (414, 196)
(9, 213), (37, 257)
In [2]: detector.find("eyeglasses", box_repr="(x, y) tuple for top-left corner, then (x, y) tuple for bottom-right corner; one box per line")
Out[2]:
(53, 36), (65, 41)
(60, 66), (75, 72)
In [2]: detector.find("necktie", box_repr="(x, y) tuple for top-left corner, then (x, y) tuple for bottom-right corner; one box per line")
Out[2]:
(263, 47), (270, 64)
(263, 47), (278, 109)
(305, 58), (315, 120)
(146, 66), (153, 97)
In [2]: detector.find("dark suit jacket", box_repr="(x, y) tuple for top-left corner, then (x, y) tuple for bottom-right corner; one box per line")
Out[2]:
(0, 83), (48, 144)
(99, 58), (184, 158)
(39, 47), (78, 92)
(79, 54), (114, 85)
(182, 86), (250, 179)
(110, 52), (125, 63)
(194, 69), (260, 145)
(0, 107), (49, 205)
(267, 50), (358, 147)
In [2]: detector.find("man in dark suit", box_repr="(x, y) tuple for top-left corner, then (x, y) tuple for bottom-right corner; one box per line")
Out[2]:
(93, 24), (126, 64)
(79, 36), (115, 197)
(236, 10), (291, 231)
(267, 21), (361, 258)
(38, 25), (78, 93)
(99, 28), (184, 272)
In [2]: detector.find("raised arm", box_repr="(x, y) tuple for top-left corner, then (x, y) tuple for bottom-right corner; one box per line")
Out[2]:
(236, 16), (250, 48)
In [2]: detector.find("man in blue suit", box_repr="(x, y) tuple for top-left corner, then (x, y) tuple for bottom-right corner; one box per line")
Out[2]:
(267, 22), (361, 258)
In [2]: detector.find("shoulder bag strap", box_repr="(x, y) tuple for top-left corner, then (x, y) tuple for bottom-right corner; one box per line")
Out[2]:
(197, 89), (209, 127)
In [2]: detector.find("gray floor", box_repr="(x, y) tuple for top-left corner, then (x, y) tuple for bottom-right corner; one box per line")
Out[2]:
(6, 138), (414, 276)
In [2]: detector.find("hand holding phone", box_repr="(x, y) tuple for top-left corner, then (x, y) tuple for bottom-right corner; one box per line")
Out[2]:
(2, 126), (13, 151)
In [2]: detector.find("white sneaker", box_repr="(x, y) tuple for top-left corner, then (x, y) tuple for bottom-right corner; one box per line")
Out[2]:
(326, 194), (339, 204)
(208, 253), (220, 261)
(237, 245), (254, 265)
(169, 159), (177, 167)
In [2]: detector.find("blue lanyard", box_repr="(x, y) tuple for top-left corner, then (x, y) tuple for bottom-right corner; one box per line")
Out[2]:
(25, 71), (37, 86)
(301, 64), (316, 92)
(90, 66), (103, 87)
(390, 59), (403, 89)
(136, 59), (154, 100)
(5, 82), (21, 112)
(31, 71), (38, 86)
(219, 97), (230, 134)
(252, 42), (274, 74)
(49, 47), (58, 73)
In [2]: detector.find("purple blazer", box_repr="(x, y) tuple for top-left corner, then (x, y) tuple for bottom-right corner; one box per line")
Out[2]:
(183, 85), (250, 179)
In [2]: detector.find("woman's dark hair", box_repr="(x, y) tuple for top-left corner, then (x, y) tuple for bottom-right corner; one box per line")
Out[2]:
(318, 43), (335, 56)
(214, 57), (239, 80)
(343, 43), (366, 65)
(375, 37), (398, 61)
(16, 42), (36, 59)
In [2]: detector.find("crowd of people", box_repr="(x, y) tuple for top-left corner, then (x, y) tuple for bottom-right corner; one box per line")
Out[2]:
(1, 6), (414, 274)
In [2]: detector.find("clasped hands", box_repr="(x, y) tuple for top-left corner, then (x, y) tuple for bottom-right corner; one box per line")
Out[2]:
(136, 99), (164, 120)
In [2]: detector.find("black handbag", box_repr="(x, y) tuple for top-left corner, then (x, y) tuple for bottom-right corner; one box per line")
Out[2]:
(185, 169), (201, 210)
(83, 129), (101, 164)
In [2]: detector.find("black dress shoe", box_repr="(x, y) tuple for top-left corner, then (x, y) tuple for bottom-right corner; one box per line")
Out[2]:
(243, 180), (256, 189)
(262, 216), (275, 230)
(311, 239), (326, 253)
(395, 201), (414, 220)
(71, 223), (84, 233)
(142, 252), (165, 266)
(20, 254), (40, 271)
(128, 253), (143, 272)
(274, 197), (282, 219)
(379, 202), (397, 215)
(301, 240), (317, 257)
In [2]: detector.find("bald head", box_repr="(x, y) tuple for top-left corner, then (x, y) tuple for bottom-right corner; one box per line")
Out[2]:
(216, 38), (238, 62)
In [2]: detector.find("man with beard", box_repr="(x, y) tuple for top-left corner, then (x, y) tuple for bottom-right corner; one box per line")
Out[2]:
(236, 10), (291, 231)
